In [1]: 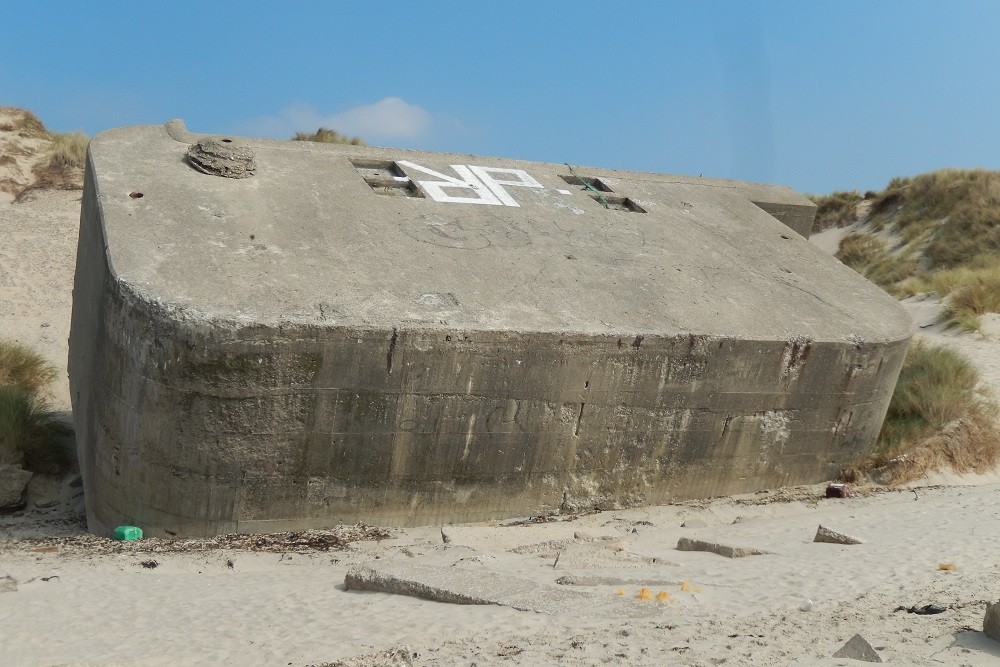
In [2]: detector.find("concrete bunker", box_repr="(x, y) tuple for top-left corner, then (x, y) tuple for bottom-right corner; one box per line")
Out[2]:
(69, 121), (912, 537)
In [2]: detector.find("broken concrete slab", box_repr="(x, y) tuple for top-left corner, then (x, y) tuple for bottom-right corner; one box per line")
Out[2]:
(0, 465), (32, 510)
(832, 633), (882, 662)
(555, 575), (683, 587)
(676, 537), (772, 558)
(814, 524), (864, 545)
(984, 601), (1000, 642)
(345, 561), (662, 618)
(551, 543), (678, 570)
(509, 536), (627, 555)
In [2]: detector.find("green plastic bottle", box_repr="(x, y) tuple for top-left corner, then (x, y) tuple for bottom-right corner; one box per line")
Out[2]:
(113, 525), (143, 541)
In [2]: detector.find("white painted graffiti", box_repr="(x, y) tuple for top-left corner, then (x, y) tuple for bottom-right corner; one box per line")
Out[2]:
(396, 160), (546, 207)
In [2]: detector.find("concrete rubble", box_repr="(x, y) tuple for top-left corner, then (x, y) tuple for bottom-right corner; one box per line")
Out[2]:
(832, 633), (883, 662)
(814, 524), (864, 545)
(345, 561), (661, 618)
(676, 537), (772, 558)
(0, 465), (32, 510)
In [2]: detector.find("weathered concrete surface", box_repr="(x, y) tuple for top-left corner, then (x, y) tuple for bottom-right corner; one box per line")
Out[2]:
(69, 121), (912, 537)
(344, 561), (660, 618)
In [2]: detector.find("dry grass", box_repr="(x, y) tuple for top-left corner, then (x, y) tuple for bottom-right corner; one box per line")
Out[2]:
(0, 339), (57, 396)
(808, 190), (864, 231)
(831, 169), (1000, 329)
(0, 387), (73, 473)
(292, 127), (365, 145)
(842, 341), (1000, 484)
(835, 232), (917, 294)
(15, 131), (87, 201)
(0, 339), (72, 474)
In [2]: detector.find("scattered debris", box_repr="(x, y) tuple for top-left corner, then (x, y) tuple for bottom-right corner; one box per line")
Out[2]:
(0, 524), (391, 556)
(938, 563), (957, 571)
(307, 646), (415, 667)
(226, 559), (235, 570)
(832, 634), (882, 662)
(40, 575), (59, 582)
(676, 537), (772, 558)
(826, 483), (850, 498)
(140, 560), (159, 569)
(680, 518), (708, 528)
(814, 525), (864, 545)
(895, 604), (947, 615)
(345, 562), (660, 618)
(984, 601), (1000, 642)
(799, 597), (814, 612)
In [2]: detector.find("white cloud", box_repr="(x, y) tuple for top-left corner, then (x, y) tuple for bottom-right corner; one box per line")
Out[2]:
(240, 97), (434, 143)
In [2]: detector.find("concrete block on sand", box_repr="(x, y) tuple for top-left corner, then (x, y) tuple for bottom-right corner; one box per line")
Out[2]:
(984, 601), (1000, 642)
(0, 465), (32, 509)
(676, 537), (772, 558)
(70, 120), (912, 537)
(814, 524), (864, 545)
(345, 561), (661, 618)
(832, 633), (882, 662)
(0, 574), (17, 593)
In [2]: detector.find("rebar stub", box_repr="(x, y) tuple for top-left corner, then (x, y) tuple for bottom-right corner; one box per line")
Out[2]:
(185, 138), (256, 178)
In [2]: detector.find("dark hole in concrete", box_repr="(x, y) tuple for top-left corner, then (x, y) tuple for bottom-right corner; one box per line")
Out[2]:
(559, 174), (614, 192)
(129, 192), (144, 199)
(591, 193), (646, 213)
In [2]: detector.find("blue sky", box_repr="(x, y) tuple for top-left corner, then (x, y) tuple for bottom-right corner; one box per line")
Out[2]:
(2, 1), (999, 194)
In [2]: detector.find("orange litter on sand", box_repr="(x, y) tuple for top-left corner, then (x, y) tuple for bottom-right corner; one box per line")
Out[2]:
(938, 563), (957, 571)
(638, 587), (654, 601)
(616, 588), (625, 596)
(656, 591), (670, 603)
(680, 580), (702, 593)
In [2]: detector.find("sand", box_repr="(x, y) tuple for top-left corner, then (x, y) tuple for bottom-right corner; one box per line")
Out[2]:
(2, 121), (1000, 665)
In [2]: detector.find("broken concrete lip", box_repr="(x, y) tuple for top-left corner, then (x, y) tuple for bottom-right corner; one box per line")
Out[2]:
(344, 561), (664, 618)
(676, 537), (773, 558)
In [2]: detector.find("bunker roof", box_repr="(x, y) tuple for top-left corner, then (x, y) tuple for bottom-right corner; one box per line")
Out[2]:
(86, 121), (911, 342)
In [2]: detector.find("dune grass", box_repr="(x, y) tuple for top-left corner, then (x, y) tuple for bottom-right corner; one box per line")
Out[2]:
(0, 387), (73, 473)
(0, 339), (72, 473)
(808, 190), (864, 231)
(0, 339), (58, 396)
(292, 127), (365, 146)
(835, 232), (918, 294)
(832, 169), (1000, 329)
(843, 341), (1000, 484)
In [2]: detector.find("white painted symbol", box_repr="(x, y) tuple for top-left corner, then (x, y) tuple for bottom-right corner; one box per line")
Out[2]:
(396, 160), (545, 207)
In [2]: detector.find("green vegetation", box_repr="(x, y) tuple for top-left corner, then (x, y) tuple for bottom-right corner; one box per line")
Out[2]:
(292, 127), (365, 146)
(831, 169), (1000, 329)
(843, 341), (1000, 484)
(808, 190), (864, 231)
(0, 339), (72, 473)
